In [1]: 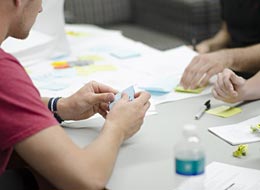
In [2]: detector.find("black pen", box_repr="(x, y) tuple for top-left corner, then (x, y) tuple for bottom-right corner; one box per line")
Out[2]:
(195, 100), (211, 120)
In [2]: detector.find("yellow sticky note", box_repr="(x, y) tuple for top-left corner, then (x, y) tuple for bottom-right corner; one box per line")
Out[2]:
(75, 64), (117, 76)
(78, 55), (104, 62)
(66, 31), (89, 37)
(175, 85), (205, 94)
(88, 64), (117, 72)
(206, 105), (242, 118)
(51, 61), (67, 66)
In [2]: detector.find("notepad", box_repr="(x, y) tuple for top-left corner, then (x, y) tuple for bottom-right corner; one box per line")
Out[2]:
(175, 85), (205, 94)
(208, 115), (260, 145)
(206, 105), (242, 118)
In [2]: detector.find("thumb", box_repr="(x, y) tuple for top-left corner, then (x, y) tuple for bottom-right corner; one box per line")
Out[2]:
(230, 73), (245, 86)
(91, 93), (114, 104)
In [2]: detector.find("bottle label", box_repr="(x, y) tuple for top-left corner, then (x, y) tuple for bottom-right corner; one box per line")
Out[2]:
(175, 158), (205, 176)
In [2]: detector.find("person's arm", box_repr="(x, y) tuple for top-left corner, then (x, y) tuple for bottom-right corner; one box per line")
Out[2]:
(180, 49), (231, 89)
(242, 71), (260, 100)
(212, 69), (260, 103)
(15, 92), (151, 190)
(42, 81), (118, 121)
(196, 22), (231, 53)
(222, 44), (260, 73)
(180, 42), (260, 89)
(15, 125), (122, 190)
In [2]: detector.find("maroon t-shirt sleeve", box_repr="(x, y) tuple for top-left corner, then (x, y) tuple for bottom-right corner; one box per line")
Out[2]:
(0, 49), (58, 173)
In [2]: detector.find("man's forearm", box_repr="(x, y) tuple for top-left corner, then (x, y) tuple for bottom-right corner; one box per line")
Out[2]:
(81, 124), (124, 188)
(228, 44), (260, 73)
(243, 71), (260, 100)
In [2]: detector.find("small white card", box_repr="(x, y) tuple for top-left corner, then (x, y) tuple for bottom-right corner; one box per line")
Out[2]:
(109, 86), (135, 110)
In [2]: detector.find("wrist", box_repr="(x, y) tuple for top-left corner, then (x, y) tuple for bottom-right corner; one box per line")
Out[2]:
(219, 49), (234, 69)
(242, 79), (258, 101)
(102, 121), (125, 144)
(48, 97), (64, 123)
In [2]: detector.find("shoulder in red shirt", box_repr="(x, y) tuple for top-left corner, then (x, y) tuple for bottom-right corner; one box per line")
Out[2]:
(0, 48), (58, 174)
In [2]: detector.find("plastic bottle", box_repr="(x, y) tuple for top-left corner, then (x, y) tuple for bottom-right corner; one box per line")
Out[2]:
(173, 124), (205, 190)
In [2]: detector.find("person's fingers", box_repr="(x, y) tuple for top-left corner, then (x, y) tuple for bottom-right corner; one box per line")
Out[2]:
(99, 102), (109, 112)
(214, 82), (226, 99)
(100, 102), (109, 108)
(189, 63), (212, 89)
(133, 92), (151, 105)
(222, 74), (237, 97)
(230, 73), (245, 86)
(143, 101), (151, 113)
(180, 56), (200, 88)
(88, 93), (115, 105)
(98, 109), (108, 118)
(212, 74), (227, 99)
(216, 73), (230, 97)
(183, 55), (215, 89)
(118, 93), (130, 102)
(212, 88), (223, 101)
(199, 64), (221, 88)
(91, 81), (118, 94)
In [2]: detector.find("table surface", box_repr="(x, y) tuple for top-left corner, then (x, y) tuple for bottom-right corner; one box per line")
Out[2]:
(65, 94), (260, 190)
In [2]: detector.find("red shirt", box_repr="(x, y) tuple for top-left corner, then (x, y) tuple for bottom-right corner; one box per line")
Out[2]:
(0, 48), (58, 174)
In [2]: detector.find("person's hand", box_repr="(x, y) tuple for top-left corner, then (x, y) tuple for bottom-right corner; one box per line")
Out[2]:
(104, 91), (151, 141)
(212, 69), (246, 103)
(57, 81), (118, 120)
(180, 50), (231, 89)
(195, 42), (211, 53)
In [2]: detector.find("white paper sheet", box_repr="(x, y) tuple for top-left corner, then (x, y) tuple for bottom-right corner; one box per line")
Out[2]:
(208, 115), (260, 145)
(205, 162), (260, 190)
(178, 162), (260, 190)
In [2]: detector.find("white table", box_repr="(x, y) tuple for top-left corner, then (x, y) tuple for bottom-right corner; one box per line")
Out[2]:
(65, 94), (260, 190)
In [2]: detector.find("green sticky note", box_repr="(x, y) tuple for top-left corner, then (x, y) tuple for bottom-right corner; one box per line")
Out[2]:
(206, 105), (242, 118)
(175, 85), (205, 94)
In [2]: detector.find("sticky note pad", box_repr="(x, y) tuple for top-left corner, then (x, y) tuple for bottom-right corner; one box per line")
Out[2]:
(110, 49), (140, 59)
(75, 64), (117, 76)
(109, 86), (135, 110)
(66, 31), (89, 37)
(139, 76), (179, 94)
(206, 105), (242, 118)
(78, 55), (104, 62)
(175, 85), (205, 94)
(52, 61), (70, 69)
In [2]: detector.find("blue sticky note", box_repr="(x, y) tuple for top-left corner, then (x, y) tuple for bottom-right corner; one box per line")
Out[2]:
(139, 75), (179, 94)
(109, 86), (135, 110)
(110, 49), (140, 59)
